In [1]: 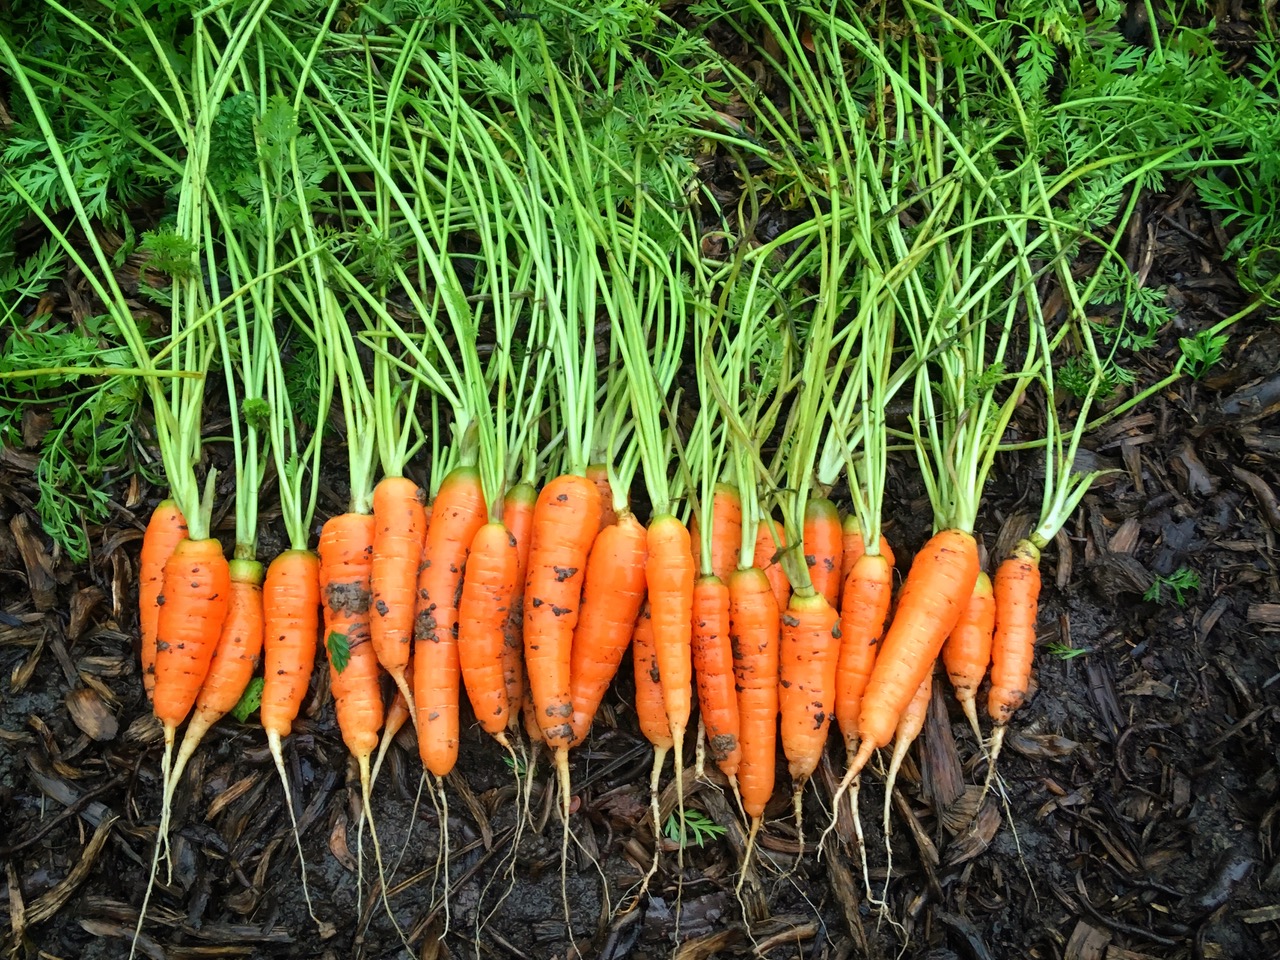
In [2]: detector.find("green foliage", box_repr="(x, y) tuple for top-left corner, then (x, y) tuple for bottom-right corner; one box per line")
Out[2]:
(326, 631), (351, 673)
(1179, 329), (1229, 380)
(231, 676), (265, 723)
(1143, 566), (1201, 606)
(663, 808), (726, 848)
(1045, 639), (1089, 660)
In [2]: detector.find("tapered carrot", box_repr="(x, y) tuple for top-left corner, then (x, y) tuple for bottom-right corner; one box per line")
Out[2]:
(371, 687), (412, 788)
(753, 518), (790, 614)
(568, 513), (648, 743)
(690, 483), (743, 583)
(370, 477), (427, 717)
(987, 540), (1041, 765)
(803, 498), (844, 609)
(501, 483), (536, 730)
(849, 529), (980, 778)
(646, 515), (694, 742)
(882, 671), (933, 836)
(458, 521), (520, 739)
(833, 551), (894, 758)
(942, 572), (996, 742)
(586, 463), (618, 531)
(728, 568), (779, 820)
(414, 465), (488, 778)
(139, 501), (188, 702)
(840, 514), (896, 585)
(692, 575), (740, 779)
(632, 602), (671, 891)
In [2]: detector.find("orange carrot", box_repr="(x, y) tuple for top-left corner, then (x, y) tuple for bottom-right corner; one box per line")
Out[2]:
(586, 463), (618, 531)
(458, 521), (520, 739)
(753, 519), (791, 625)
(632, 602), (671, 889)
(568, 513), (648, 744)
(691, 574), (740, 780)
(778, 592), (841, 785)
(850, 529), (979, 776)
(833, 551), (894, 757)
(728, 567), (779, 820)
(139, 500), (188, 702)
(803, 498), (844, 609)
(414, 465), (488, 778)
(942, 572), (995, 741)
(646, 515), (694, 741)
(370, 477), (427, 717)
(839, 514), (896, 585)
(882, 671), (933, 836)
(690, 483), (743, 583)
(523, 474), (602, 748)
(372, 688), (412, 788)
(987, 539), (1041, 761)
(501, 483), (536, 730)
(260, 549), (322, 742)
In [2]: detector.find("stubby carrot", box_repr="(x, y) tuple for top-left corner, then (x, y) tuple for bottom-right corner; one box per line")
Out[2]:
(692, 574), (740, 779)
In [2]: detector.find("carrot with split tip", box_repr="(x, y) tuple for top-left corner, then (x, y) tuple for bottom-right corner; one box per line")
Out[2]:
(692, 575), (740, 779)
(849, 529), (980, 778)
(501, 483), (536, 731)
(414, 465), (488, 777)
(139, 500), (188, 702)
(458, 520), (520, 740)
(690, 483), (743, 583)
(372, 686), (412, 788)
(882, 671), (933, 839)
(803, 498), (844, 609)
(370, 477), (427, 718)
(943, 572), (996, 742)
(568, 512), (648, 744)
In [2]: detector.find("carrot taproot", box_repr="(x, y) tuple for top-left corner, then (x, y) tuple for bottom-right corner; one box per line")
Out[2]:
(690, 483), (743, 583)
(833, 551), (894, 758)
(987, 539), (1041, 764)
(882, 671), (933, 832)
(632, 602), (672, 892)
(849, 529), (979, 777)
(414, 465), (488, 778)
(458, 520), (520, 739)
(803, 498), (844, 609)
(371, 686), (412, 789)
(942, 571), (995, 742)
(753, 518), (790, 614)
(692, 574), (740, 780)
(501, 483), (536, 730)
(568, 512), (648, 744)
(370, 477), (427, 718)
(586, 463), (618, 531)
(139, 500), (188, 702)
(839, 514), (896, 585)
(523, 474), (602, 748)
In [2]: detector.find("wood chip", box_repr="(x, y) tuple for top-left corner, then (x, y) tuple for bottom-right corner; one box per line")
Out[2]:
(10, 513), (57, 611)
(1239, 904), (1280, 923)
(1247, 603), (1280, 626)
(25, 816), (116, 926)
(1108, 518), (1141, 555)
(65, 687), (118, 742)
(1231, 466), (1280, 530)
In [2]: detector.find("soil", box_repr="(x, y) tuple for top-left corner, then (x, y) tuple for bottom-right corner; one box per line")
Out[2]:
(4, 39), (1280, 960)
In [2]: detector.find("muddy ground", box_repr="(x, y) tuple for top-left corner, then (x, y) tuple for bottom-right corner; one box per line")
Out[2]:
(2, 104), (1280, 960)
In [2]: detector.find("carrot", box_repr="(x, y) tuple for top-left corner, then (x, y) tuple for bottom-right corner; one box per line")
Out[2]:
(803, 498), (844, 609)
(752, 519), (790, 619)
(166, 559), (264, 804)
(727, 566), (779, 891)
(833, 551), (894, 758)
(370, 476), (427, 717)
(501, 483), (536, 731)
(568, 512), (648, 744)
(371, 686), (412, 788)
(692, 575), (740, 780)
(849, 529), (979, 777)
(987, 539), (1041, 765)
(631, 602), (672, 891)
(586, 463), (618, 531)
(524, 474), (602, 748)
(840, 514), (896, 585)
(414, 465), (488, 778)
(139, 500), (188, 702)
(690, 483), (743, 583)
(458, 520), (520, 740)
(942, 572), (996, 742)
(881, 671), (933, 842)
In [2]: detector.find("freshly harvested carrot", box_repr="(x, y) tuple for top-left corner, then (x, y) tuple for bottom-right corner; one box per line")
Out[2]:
(501, 483), (536, 729)
(803, 498), (844, 609)
(586, 463), (618, 531)
(320, 513), (382, 761)
(568, 513), (648, 743)
(646, 515), (694, 743)
(632, 602), (672, 890)
(458, 521), (520, 740)
(839, 514), (896, 585)
(833, 551), (894, 758)
(728, 567), (779, 843)
(690, 483), (743, 583)
(370, 477), (427, 716)
(753, 519), (790, 623)
(778, 592), (841, 786)
(942, 572), (996, 741)
(166, 559), (264, 798)
(692, 575), (740, 780)
(987, 539), (1041, 761)
(523, 474), (602, 748)
(139, 500), (188, 701)
(849, 529), (980, 777)
(260, 549), (322, 742)
(414, 465), (488, 778)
